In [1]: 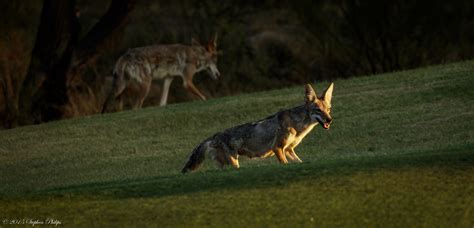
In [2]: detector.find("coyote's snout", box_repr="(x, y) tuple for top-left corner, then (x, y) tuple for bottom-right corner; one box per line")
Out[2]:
(102, 35), (220, 112)
(182, 83), (334, 173)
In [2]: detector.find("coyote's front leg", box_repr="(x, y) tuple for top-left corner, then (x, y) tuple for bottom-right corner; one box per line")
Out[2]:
(274, 147), (288, 164)
(159, 77), (174, 106)
(285, 148), (303, 163)
(183, 65), (206, 101)
(273, 124), (300, 164)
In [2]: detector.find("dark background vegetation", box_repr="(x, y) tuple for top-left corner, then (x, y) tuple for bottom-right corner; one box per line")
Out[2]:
(1, 0), (473, 129)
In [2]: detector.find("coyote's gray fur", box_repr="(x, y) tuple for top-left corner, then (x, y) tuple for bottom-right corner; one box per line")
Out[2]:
(182, 83), (334, 173)
(102, 36), (220, 112)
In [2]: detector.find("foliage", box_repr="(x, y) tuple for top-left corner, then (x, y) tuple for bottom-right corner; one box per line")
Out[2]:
(0, 0), (473, 127)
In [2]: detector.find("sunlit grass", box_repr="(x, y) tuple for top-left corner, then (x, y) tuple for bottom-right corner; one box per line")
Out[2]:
(1, 61), (473, 226)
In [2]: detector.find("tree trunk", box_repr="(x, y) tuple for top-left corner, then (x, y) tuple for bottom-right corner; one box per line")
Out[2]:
(17, 0), (77, 124)
(17, 0), (135, 125)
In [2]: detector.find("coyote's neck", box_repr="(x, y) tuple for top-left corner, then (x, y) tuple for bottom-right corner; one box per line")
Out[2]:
(192, 47), (209, 72)
(286, 105), (319, 132)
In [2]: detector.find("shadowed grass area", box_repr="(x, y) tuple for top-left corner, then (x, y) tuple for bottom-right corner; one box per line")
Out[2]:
(35, 143), (474, 199)
(0, 61), (473, 226)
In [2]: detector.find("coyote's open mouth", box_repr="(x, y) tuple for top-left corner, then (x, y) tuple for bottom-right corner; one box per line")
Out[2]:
(314, 115), (330, 129)
(323, 122), (330, 129)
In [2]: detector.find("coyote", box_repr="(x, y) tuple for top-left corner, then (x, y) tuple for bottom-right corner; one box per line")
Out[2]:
(182, 83), (334, 173)
(102, 36), (220, 112)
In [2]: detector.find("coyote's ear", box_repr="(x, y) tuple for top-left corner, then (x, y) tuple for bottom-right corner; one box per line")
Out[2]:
(207, 33), (217, 51)
(323, 83), (334, 104)
(191, 37), (201, 46)
(211, 33), (217, 47)
(305, 84), (316, 103)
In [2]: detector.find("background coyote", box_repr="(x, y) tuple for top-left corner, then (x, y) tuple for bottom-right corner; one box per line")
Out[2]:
(182, 83), (334, 173)
(102, 36), (220, 112)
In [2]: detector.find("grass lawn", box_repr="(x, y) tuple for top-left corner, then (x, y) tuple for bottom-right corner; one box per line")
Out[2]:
(1, 61), (473, 227)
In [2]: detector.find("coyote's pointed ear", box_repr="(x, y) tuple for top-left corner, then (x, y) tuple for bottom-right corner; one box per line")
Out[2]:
(191, 37), (201, 46)
(305, 84), (316, 103)
(323, 82), (334, 104)
(207, 33), (217, 52)
(211, 33), (217, 47)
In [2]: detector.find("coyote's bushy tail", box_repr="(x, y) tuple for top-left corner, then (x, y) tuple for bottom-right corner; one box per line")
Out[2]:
(102, 56), (128, 113)
(102, 72), (119, 113)
(182, 139), (211, 173)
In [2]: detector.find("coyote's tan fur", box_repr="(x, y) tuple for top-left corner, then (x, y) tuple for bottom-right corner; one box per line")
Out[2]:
(103, 36), (220, 112)
(182, 83), (334, 173)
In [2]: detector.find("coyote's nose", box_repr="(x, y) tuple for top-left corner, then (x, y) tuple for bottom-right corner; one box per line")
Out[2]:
(211, 72), (220, 80)
(326, 118), (332, 124)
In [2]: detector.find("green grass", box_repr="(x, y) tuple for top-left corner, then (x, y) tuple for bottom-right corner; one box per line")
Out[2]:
(1, 61), (473, 227)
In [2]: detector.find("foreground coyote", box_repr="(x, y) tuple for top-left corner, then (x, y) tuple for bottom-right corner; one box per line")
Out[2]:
(102, 36), (220, 112)
(182, 83), (334, 173)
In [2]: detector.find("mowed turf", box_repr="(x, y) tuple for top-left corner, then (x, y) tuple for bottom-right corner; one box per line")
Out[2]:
(0, 61), (473, 226)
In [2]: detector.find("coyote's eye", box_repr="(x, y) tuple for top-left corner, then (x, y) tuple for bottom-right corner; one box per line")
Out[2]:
(312, 106), (322, 113)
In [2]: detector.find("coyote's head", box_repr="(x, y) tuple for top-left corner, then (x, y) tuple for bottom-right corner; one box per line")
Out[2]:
(192, 35), (220, 80)
(305, 83), (334, 129)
